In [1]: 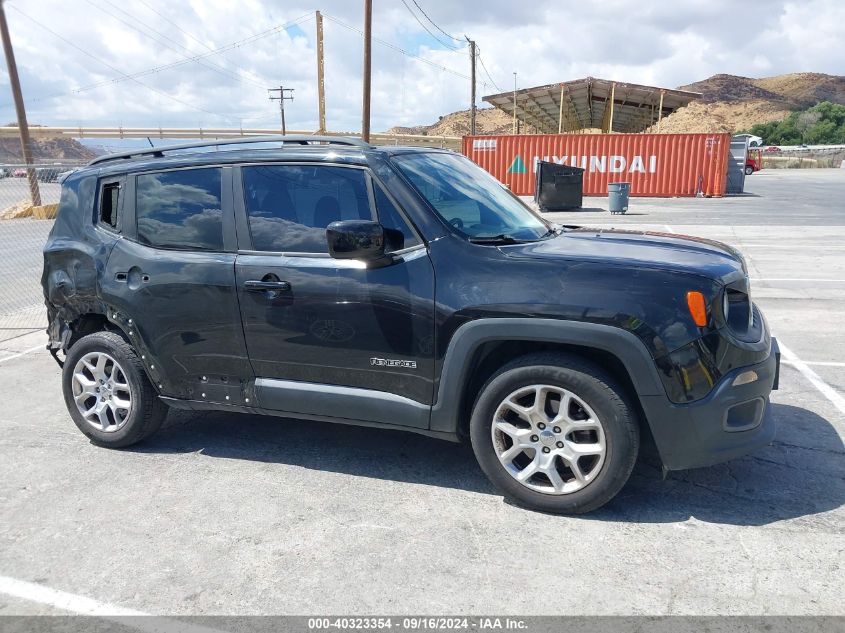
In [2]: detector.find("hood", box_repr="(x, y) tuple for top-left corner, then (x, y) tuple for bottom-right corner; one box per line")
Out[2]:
(502, 227), (747, 283)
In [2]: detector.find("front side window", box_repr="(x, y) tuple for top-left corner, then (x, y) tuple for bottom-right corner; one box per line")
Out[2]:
(392, 152), (550, 241)
(242, 165), (372, 253)
(135, 168), (223, 251)
(374, 184), (421, 252)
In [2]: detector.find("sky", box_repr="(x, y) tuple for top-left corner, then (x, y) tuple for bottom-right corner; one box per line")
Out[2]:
(1, 0), (843, 136)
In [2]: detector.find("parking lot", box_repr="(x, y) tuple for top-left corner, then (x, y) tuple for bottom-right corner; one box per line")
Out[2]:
(0, 169), (843, 616)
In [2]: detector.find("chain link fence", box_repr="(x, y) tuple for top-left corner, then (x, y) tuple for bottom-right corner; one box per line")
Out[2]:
(0, 160), (86, 343)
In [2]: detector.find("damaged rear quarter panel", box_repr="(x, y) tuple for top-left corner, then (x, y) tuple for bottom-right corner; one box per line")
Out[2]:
(42, 172), (118, 347)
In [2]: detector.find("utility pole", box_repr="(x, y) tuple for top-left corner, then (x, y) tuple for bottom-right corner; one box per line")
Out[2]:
(361, 0), (372, 142)
(268, 86), (294, 135)
(0, 0), (40, 206)
(315, 11), (326, 134)
(466, 37), (476, 136)
(512, 72), (517, 135)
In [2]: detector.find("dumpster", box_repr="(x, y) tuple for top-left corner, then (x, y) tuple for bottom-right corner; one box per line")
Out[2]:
(534, 161), (584, 211)
(608, 182), (630, 214)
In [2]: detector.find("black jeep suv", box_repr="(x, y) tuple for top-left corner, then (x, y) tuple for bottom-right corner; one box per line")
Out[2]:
(42, 136), (779, 514)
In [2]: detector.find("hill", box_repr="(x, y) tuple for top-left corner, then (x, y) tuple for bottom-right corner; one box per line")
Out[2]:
(0, 127), (96, 162)
(651, 72), (845, 133)
(390, 72), (845, 136)
(386, 106), (512, 137)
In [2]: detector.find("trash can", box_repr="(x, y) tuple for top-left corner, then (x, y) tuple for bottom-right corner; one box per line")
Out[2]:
(608, 182), (630, 214)
(534, 161), (584, 211)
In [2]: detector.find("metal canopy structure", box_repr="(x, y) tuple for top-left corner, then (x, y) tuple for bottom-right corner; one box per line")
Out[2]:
(483, 77), (701, 134)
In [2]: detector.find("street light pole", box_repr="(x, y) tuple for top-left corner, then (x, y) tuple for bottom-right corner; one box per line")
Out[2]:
(467, 38), (476, 136)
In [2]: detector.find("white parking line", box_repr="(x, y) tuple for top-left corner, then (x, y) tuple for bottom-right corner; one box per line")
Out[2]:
(736, 244), (845, 249)
(0, 344), (44, 364)
(779, 342), (845, 416)
(750, 278), (845, 282)
(0, 576), (226, 632)
(783, 360), (845, 368)
(0, 575), (145, 616)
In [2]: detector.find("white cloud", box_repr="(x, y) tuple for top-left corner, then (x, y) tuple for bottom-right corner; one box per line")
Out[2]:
(1, 0), (843, 133)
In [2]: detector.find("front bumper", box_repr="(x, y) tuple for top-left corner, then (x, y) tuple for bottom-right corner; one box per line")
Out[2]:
(641, 338), (780, 471)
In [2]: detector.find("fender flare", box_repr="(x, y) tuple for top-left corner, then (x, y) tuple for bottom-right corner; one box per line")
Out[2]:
(429, 318), (666, 434)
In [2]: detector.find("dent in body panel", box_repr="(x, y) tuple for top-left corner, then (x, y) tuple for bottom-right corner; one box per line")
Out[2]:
(43, 174), (117, 347)
(656, 315), (772, 403)
(101, 238), (252, 402)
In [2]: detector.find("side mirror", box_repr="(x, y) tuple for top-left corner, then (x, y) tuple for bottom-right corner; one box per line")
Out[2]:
(326, 220), (386, 261)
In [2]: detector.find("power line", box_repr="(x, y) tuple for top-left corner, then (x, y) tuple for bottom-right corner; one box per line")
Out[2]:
(410, 0), (462, 42)
(477, 48), (502, 92)
(6, 4), (237, 122)
(323, 12), (496, 89)
(6, 12), (313, 106)
(86, 0), (266, 89)
(132, 0), (268, 87)
(399, 0), (459, 51)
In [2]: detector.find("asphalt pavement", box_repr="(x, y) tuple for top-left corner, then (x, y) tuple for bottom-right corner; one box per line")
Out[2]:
(0, 168), (843, 617)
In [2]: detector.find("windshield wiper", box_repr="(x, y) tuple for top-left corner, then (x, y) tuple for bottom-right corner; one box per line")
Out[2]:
(468, 234), (526, 245)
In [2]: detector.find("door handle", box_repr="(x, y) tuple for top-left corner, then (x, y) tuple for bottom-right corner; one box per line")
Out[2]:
(244, 280), (291, 292)
(115, 271), (150, 284)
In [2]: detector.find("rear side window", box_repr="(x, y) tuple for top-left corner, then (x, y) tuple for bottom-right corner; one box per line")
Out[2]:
(135, 168), (223, 251)
(242, 165), (372, 253)
(99, 182), (120, 229)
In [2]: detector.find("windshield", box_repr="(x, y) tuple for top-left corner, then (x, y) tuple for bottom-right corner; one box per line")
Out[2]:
(392, 152), (551, 241)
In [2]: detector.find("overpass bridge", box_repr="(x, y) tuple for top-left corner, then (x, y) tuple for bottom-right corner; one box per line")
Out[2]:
(0, 126), (461, 151)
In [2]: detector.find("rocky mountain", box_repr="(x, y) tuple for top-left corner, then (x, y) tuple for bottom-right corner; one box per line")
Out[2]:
(389, 72), (845, 136)
(652, 72), (845, 133)
(0, 126), (97, 162)
(386, 107), (513, 137)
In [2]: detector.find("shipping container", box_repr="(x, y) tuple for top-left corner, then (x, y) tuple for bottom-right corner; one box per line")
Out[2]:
(462, 133), (731, 197)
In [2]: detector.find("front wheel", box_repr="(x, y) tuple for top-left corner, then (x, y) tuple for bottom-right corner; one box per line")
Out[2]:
(470, 353), (639, 514)
(62, 331), (167, 448)
(744, 165), (755, 175)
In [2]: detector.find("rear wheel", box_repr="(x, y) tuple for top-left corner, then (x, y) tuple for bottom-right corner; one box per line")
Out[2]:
(62, 331), (167, 448)
(744, 165), (755, 175)
(470, 353), (639, 514)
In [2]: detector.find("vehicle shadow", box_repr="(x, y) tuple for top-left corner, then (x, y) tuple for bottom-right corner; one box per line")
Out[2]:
(131, 402), (843, 526)
(595, 403), (845, 525)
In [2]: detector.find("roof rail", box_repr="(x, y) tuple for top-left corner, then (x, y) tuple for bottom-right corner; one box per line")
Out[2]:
(88, 135), (370, 166)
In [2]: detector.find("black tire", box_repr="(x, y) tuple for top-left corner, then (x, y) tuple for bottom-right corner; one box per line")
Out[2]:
(62, 331), (167, 448)
(469, 352), (639, 514)
(745, 165), (754, 175)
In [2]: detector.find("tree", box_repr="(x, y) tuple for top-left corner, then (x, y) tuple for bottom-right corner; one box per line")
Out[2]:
(740, 102), (845, 145)
(796, 111), (822, 143)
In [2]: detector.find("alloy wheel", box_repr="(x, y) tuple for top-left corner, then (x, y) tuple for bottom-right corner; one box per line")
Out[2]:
(71, 351), (133, 433)
(491, 384), (606, 495)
